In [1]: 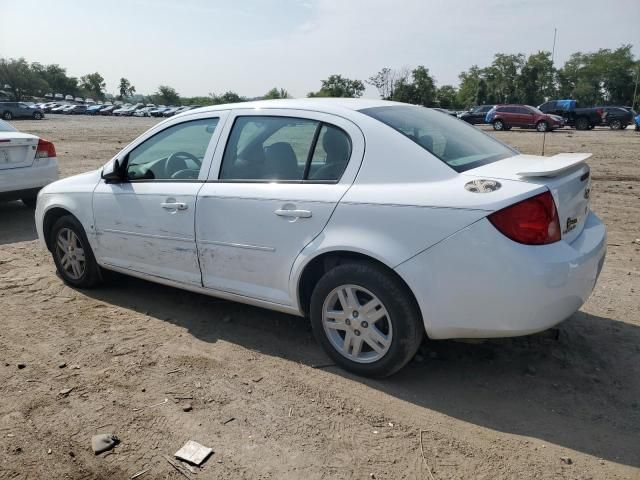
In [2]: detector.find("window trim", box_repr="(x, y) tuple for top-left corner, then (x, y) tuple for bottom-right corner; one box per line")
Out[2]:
(122, 117), (221, 183)
(217, 115), (352, 185)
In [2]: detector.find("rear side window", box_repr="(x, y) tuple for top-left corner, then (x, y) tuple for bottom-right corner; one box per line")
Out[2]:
(220, 116), (351, 182)
(360, 105), (515, 173)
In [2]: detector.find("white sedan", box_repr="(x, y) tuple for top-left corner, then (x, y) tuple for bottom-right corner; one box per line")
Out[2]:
(35, 99), (606, 377)
(0, 119), (58, 207)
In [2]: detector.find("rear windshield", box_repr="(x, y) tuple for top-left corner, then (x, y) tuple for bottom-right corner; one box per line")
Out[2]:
(0, 119), (17, 132)
(360, 105), (516, 172)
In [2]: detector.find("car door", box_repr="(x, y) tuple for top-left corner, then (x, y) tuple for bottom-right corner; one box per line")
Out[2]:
(92, 111), (228, 285)
(196, 109), (365, 305)
(518, 106), (535, 127)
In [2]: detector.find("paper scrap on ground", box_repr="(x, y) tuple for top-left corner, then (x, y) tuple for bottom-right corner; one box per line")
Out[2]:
(174, 440), (213, 466)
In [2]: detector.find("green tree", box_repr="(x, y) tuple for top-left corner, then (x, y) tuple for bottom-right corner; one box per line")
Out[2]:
(0, 58), (48, 101)
(79, 72), (106, 100)
(456, 65), (483, 108)
(483, 53), (525, 103)
(308, 74), (365, 98)
(118, 77), (136, 100)
(410, 66), (436, 106)
(518, 51), (556, 105)
(153, 85), (180, 105)
(263, 87), (290, 99)
(436, 85), (458, 109)
(31, 63), (78, 96)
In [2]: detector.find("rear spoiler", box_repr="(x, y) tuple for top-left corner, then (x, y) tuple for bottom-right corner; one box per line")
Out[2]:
(516, 153), (592, 178)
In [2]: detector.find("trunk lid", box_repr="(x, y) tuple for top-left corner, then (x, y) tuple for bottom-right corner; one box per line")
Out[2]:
(0, 132), (39, 170)
(465, 153), (592, 244)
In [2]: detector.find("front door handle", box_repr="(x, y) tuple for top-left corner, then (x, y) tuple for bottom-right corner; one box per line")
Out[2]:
(274, 209), (312, 218)
(161, 202), (188, 210)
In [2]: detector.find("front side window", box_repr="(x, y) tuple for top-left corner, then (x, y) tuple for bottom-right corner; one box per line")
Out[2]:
(220, 116), (351, 182)
(126, 118), (218, 181)
(360, 105), (516, 173)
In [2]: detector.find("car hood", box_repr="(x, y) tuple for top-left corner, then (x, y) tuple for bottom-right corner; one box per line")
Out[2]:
(41, 168), (102, 195)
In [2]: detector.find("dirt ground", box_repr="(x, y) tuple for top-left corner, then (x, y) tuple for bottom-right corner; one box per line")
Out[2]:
(0, 115), (639, 480)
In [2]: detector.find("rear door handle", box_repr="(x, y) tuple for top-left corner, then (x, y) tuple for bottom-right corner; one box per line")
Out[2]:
(274, 209), (312, 218)
(161, 202), (188, 210)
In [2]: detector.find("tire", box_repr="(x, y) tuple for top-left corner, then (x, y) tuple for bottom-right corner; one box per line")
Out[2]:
(50, 215), (101, 288)
(504, 126), (512, 131)
(609, 119), (622, 130)
(536, 120), (548, 132)
(21, 196), (38, 209)
(310, 261), (423, 377)
(575, 117), (589, 130)
(2, 111), (12, 120)
(32, 111), (43, 120)
(492, 119), (504, 131)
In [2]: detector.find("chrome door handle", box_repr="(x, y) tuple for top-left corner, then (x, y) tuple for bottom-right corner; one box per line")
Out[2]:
(274, 209), (312, 218)
(161, 202), (188, 210)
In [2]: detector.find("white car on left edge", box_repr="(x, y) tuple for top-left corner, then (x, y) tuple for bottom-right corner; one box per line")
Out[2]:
(0, 119), (58, 208)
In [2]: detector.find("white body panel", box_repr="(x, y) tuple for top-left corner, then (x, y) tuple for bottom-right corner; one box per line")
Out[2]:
(34, 99), (607, 340)
(0, 132), (58, 197)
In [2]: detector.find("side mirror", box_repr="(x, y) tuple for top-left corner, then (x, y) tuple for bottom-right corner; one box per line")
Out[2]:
(102, 158), (123, 183)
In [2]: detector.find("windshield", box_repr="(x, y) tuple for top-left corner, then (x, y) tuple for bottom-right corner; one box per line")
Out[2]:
(527, 105), (544, 115)
(360, 105), (516, 172)
(0, 119), (17, 132)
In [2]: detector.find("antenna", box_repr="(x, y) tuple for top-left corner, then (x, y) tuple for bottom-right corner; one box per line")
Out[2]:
(542, 28), (557, 157)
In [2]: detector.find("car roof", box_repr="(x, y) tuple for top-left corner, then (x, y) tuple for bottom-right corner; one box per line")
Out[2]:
(184, 98), (406, 117)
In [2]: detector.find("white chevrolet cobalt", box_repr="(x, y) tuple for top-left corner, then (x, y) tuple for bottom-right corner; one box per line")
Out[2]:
(0, 119), (58, 207)
(35, 99), (606, 377)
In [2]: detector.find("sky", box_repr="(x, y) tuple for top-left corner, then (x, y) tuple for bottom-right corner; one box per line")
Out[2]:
(1, 0), (638, 98)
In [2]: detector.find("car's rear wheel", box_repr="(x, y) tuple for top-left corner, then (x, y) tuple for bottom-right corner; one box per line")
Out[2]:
(493, 119), (504, 131)
(609, 119), (622, 130)
(575, 117), (590, 130)
(33, 111), (43, 120)
(536, 120), (548, 132)
(310, 261), (423, 377)
(2, 111), (12, 120)
(50, 215), (101, 288)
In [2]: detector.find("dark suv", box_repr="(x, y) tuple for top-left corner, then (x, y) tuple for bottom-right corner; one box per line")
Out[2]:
(458, 105), (494, 125)
(486, 104), (563, 132)
(0, 102), (45, 120)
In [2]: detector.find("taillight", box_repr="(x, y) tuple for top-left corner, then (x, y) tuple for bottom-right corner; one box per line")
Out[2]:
(36, 138), (56, 158)
(488, 191), (561, 245)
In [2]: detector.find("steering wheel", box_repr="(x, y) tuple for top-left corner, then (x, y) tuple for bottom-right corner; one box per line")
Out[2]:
(165, 151), (201, 178)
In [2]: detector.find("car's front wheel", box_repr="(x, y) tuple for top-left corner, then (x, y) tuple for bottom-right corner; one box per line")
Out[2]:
(310, 261), (423, 377)
(2, 111), (12, 120)
(493, 119), (504, 131)
(33, 111), (43, 120)
(536, 120), (548, 132)
(50, 215), (101, 288)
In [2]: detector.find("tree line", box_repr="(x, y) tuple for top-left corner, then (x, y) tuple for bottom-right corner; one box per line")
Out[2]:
(1, 44), (638, 109)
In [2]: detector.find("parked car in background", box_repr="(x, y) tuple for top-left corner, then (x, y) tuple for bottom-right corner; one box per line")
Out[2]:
(601, 106), (634, 130)
(162, 106), (182, 117)
(0, 102), (45, 120)
(86, 105), (104, 115)
(150, 106), (170, 117)
(486, 105), (564, 132)
(537, 100), (604, 130)
(50, 104), (69, 114)
(458, 105), (494, 125)
(34, 99), (605, 377)
(66, 105), (88, 115)
(42, 103), (61, 113)
(432, 108), (458, 117)
(0, 119), (58, 208)
(99, 105), (118, 116)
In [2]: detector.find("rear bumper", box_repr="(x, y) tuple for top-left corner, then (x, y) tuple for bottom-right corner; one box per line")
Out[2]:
(0, 160), (58, 199)
(396, 212), (606, 339)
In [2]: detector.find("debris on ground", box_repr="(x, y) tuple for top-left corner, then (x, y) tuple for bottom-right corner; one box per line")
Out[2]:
(182, 403), (193, 412)
(174, 440), (213, 466)
(17, 363), (26, 369)
(58, 362), (66, 368)
(560, 456), (573, 465)
(59, 387), (74, 396)
(91, 434), (119, 455)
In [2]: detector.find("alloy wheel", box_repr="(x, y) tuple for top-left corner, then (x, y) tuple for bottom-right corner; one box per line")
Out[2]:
(55, 228), (86, 280)
(322, 284), (393, 364)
